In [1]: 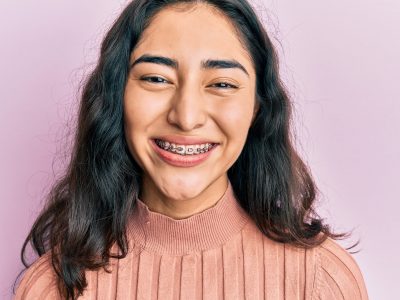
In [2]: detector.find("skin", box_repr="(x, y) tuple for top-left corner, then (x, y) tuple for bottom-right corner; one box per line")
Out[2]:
(124, 3), (258, 219)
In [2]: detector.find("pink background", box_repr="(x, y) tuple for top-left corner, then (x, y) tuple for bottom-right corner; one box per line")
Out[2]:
(1, 0), (399, 298)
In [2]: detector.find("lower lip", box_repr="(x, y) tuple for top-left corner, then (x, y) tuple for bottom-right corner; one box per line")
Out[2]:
(150, 139), (219, 168)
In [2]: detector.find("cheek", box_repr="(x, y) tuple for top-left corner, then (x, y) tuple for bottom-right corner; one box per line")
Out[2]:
(212, 100), (254, 167)
(215, 100), (254, 141)
(123, 87), (163, 132)
(123, 89), (152, 158)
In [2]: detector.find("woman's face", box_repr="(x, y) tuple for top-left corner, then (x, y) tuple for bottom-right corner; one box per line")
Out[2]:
(124, 4), (258, 203)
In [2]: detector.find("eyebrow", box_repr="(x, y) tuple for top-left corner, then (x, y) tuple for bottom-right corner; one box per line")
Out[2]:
(129, 54), (249, 77)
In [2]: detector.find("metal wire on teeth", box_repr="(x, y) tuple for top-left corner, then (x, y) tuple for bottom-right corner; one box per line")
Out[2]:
(155, 139), (212, 155)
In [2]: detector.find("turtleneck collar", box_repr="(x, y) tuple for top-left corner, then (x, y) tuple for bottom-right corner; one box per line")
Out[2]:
(127, 180), (250, 255)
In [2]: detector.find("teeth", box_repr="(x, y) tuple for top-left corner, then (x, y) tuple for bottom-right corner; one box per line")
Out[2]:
(155, 139), (214, 156)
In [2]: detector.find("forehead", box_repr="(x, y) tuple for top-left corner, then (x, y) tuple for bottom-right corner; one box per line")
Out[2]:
(131, 4), (254, 75)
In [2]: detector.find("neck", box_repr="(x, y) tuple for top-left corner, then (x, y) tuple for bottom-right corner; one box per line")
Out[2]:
(139, 175), (229, 220)
(128, 178), (250, 255)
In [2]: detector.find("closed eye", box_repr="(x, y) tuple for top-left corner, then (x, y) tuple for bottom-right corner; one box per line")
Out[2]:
(209, 82), (238, 89)
(140, 76), (169, 84)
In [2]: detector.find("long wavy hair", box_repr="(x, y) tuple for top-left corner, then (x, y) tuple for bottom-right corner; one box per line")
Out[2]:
(17, 0), (346, 298)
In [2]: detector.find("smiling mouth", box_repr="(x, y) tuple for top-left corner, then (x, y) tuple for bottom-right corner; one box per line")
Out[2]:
(154, 139), (218, 156)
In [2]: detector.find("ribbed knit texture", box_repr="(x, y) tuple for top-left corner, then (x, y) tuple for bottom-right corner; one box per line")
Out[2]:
(15, 180), (368, 299)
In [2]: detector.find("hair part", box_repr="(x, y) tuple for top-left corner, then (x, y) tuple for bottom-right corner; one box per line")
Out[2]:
(16, 0), (348, 298)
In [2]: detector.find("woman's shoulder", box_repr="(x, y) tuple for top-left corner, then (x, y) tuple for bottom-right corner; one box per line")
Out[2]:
(243, 222), (368, 299)
(266, 233), (368, 299)
(312, 237), (369, 300)
(14, 252), (62, 300)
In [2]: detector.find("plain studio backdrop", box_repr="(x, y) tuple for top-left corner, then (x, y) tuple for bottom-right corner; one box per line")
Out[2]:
(0, 0), (399, 299)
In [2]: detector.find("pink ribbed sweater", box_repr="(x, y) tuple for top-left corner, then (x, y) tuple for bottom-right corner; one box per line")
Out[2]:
(15, 181), (368, 299)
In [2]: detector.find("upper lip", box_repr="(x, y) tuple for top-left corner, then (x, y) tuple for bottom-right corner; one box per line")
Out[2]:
(153, 135), (219, 145)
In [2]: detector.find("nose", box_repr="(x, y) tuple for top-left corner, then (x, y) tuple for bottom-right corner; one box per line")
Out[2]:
(167, 82), (207, 131)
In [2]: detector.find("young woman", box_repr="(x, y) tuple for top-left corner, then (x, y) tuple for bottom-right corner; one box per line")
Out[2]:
(14, 0), (368, 299)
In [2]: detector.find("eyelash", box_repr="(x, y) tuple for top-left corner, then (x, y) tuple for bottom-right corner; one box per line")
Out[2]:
(140, 76), (238, 89)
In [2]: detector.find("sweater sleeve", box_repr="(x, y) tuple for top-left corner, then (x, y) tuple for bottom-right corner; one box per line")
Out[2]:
(14, 252), (62, 300)
(313, 238), (369, 300)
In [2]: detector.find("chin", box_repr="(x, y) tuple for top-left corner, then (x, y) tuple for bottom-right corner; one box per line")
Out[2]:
(156, 176), (211, 200)
(164, 190), (199, 202)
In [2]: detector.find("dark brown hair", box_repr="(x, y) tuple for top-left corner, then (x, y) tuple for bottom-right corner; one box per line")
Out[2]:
(17, 0), (347, 298)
